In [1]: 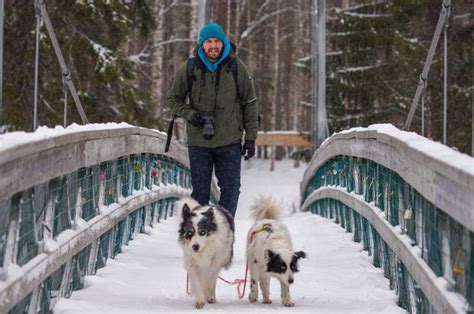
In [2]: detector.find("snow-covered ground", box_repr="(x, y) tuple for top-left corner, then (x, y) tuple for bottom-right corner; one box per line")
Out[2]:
(54, 158), (402, 313)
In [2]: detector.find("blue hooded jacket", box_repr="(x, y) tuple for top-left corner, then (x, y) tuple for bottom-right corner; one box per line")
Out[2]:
(197, 23), (231, 73)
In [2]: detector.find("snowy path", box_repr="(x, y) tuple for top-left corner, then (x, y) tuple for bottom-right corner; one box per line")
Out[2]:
(54, 159), (402, 313)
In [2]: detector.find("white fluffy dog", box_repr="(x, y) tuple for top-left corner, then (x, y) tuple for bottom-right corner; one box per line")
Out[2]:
(246, 196), (306, 307)
(176, 197), (235, 309)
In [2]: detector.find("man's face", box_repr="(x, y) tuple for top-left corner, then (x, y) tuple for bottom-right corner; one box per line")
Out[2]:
(202, 38), (223, 63)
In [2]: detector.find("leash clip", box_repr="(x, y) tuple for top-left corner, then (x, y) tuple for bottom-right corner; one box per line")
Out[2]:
(253, 223), (273, 235)
(261, 223), (273, 233)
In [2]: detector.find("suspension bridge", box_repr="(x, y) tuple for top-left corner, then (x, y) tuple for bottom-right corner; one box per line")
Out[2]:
(0, 1), (473, 313)
(0, 123), (472, 313)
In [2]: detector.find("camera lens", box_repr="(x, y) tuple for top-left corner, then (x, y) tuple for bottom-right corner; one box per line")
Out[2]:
(202, 115), (214, 140)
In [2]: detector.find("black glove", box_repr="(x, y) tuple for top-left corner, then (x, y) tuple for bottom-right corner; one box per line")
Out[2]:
(241, 140), (255, 160)
(189, 111), (205, 127)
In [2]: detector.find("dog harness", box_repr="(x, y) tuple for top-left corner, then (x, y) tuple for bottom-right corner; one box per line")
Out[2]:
(248, 223), (273, 243)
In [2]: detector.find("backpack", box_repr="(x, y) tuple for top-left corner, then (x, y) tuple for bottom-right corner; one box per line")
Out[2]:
(165, 57), (241, 153)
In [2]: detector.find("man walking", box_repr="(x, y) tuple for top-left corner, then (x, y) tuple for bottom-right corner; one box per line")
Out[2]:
(168, 23), (258, 217)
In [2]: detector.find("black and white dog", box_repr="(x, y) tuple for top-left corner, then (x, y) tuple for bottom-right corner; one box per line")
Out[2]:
(246, 196), (306, 307)
(176, 197), (235, 309)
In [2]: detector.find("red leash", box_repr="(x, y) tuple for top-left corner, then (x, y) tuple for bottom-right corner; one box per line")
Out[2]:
(185, 227), (270, 299)
(186, 261), (249, 299)
(218, 260), (249, 299)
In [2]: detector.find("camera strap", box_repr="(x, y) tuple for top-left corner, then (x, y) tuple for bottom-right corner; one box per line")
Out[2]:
(165, 114), (177, 153)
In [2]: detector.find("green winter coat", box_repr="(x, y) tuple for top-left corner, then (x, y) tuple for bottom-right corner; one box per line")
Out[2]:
(168, 55), (259, 148)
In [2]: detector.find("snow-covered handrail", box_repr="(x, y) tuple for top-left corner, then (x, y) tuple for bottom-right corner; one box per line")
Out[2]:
(300, 124), (473, 314)
(0, 123), (190, 200)
(302, 124), (474, 230)
(0, 123), (218, 313)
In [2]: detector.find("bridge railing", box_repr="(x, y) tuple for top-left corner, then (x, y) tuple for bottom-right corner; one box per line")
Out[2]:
(0, 123), (218, 313)
(301, 124), (473, 314)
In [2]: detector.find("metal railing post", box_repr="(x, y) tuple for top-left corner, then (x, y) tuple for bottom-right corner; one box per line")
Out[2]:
(33, 0), (41, 131)
(0, 0), (4, 126)
(63, 76), (67, 127)
(443, 4), (450, 144)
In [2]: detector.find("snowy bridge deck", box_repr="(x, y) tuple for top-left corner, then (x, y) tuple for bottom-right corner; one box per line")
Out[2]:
(0, 124), (472, 314)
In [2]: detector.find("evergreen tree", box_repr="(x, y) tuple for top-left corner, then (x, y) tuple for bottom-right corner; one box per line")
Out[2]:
(326, 0), (472, 154)
(3, 0), (156, 131)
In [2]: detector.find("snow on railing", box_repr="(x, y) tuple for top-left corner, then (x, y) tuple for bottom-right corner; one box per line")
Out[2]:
(300, 124), (473, 314)
(0, 123), (217, 313)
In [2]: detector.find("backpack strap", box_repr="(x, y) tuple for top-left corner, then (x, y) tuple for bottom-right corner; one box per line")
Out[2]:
(186, 57), (197, 95)
(226, 57), (241, 101)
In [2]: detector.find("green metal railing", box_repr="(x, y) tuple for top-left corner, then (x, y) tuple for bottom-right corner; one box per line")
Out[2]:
(2, 153), (190, 266)
(0, 125), (204, 313)
(301, 128), (473, 313)
(11, 197), (177, 314)
(2, 153), (189, 313)
(308, 199), (433, 312)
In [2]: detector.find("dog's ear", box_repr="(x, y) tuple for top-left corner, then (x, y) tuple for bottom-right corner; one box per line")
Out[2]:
(203, 207), (214, 219)
(182, 203), (192, 218)
(294, 251), (306, 259)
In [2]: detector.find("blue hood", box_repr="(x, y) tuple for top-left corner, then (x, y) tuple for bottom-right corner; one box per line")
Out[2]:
(197, 23), (231, 73)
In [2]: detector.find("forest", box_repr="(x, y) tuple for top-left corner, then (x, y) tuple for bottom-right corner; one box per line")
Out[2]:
(1, 0), (472, 154)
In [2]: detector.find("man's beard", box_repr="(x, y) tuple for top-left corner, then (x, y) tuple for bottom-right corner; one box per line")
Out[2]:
(205, 49), (222, 62)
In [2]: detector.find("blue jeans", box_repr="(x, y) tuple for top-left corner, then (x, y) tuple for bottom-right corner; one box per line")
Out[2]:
(188, 142), (241, 217)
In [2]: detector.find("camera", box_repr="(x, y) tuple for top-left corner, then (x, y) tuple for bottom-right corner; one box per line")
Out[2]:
(202, 115), (214, 140)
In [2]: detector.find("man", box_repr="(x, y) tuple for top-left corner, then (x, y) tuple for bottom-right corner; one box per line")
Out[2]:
(168, 22), (258, 217)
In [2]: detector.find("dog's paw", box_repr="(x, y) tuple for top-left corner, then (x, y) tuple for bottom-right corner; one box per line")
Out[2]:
(262, 299), (272, 304)
(283, 301), (295, 307)
(194, 301), (205, 309)
(249, 294), (257, 303)
(207, 297), (216, 304)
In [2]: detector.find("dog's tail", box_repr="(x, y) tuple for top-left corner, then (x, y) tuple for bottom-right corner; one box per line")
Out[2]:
(250, 196), (280, 222)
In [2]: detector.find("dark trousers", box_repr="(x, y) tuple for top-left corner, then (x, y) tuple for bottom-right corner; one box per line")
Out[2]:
(188, 142), (241, 217)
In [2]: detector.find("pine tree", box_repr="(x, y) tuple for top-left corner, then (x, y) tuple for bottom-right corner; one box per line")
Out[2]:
(326, 0), (472, 154)
(3, 0), (156, 130)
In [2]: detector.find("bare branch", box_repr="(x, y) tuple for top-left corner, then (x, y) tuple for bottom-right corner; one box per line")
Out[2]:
(240, 7), (293, 42)
(162, 0), (191, 15)
(332, 1), (388, 13)
(152, 37), (195, 49)
(128, 45), (151, 65)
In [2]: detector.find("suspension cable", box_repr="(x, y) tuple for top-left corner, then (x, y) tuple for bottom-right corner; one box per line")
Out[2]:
(33, 0), (41, 131)
(403, 0), (451, 131)
(0, 0), (4, 126)
(443, 4), (450, 144)
(63, 75), (67, 127)
(421, 80), (426, 137)
(37, 0), (89, 124)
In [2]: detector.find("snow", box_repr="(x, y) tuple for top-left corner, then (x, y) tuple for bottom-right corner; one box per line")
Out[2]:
(0, 123), (167, 153)
(367, 124), (474, 175)
(257, 130), (309, 136)
(342, 12), (392, 18)
(54, 158), (402, 313)
(89, 40), (115, 73)
(336, 64), (380, 73)
(303, 186), (468, 313)
(128, 52), (150, 65)
(322, 124), (474, 176)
